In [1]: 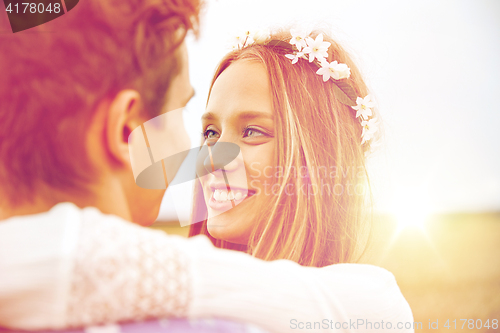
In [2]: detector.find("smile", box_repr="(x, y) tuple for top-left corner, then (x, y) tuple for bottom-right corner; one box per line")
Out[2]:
(212, 188), (252, 202)
(207, 187), (256, 211)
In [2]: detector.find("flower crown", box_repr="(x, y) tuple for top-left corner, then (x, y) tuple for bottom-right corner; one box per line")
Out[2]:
(231, 28), (378, 146)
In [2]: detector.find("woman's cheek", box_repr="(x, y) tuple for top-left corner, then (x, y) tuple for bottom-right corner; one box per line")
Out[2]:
(249, 161), (262, 178)
(250, 179), (262, 196)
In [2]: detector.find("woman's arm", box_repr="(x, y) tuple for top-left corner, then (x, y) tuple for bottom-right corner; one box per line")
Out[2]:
(66, 209), (414, 333)
(184, 235), (415, 333)
(0, 204), (413, 332)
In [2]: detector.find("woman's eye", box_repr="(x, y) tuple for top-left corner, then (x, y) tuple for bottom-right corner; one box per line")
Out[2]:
(204, 129), (219, 140)
(243, 127), (265, 138)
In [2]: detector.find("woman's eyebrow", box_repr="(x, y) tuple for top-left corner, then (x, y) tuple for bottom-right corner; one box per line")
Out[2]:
(201, 112), (216, 122)
(236, 111), (273, 121)
(201, 110), (273, 122)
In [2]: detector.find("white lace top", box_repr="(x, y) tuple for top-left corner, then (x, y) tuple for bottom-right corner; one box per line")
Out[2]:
(0, 203), (414, 333)
(66, 213), (191, 326)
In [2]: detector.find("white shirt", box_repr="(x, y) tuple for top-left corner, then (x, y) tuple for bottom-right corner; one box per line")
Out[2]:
(0, 203), (414, 333)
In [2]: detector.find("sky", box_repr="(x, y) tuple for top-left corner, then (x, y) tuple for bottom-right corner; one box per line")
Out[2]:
(159, 0), (500, 220)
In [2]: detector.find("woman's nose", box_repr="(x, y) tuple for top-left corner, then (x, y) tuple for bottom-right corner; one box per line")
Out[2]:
(196, 141), (240, 177)
(205, 141), (240, 172)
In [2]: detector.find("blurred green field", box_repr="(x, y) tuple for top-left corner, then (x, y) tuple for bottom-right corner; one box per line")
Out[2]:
(151, 213), (500, 332)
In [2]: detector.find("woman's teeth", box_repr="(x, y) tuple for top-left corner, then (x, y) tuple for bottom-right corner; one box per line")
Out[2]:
(213, 189), (247, 202)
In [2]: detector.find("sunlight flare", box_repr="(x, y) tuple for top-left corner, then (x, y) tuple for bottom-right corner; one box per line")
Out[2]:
(392, 186), (432, 231)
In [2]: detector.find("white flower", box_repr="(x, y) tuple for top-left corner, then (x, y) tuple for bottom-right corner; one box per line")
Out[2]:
(229, 41), (241, 50)
(361, 117), (378, 144)
(331, 62), (350, 80)
(285, 52), (305, 64)
(230, 35), (244, 49)
(289, 28), (309, 51)
(351, 95), (376, 120)
(253, 28), (271, 44)
(240, 29), (255, 46)
(302, 33), (331, 63)
(316, 60), (351, 82)
(231, 30), (254, 49)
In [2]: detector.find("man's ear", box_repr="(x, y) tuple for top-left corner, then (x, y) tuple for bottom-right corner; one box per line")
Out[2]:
(105, 89), (144, 167)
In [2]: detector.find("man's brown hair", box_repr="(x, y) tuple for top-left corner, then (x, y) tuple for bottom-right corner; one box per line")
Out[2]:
(0, 0), (200, 205)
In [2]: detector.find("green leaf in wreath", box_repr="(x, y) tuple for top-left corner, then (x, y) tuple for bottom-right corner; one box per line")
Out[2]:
(332, 81), (357, 106)
(266, 40), (294, 52)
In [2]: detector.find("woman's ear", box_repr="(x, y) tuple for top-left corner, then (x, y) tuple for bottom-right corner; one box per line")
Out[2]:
(105, 89), (144, 167)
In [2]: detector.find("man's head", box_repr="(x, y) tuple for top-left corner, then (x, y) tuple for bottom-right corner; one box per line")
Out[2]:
(0, 0), (200, 224)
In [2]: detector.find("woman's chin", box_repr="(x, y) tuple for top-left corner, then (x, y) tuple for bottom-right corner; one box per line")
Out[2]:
(204, 192), (260, 244)
(207, 215), (233, 236)
(207, 215), (249, 244)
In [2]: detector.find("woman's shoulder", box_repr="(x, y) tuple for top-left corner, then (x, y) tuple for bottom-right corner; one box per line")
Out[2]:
(323, 262), (395, 274)
(314, 263), (414, 332)
(321, 263), (397, 284)
(317, 262), (405, 302)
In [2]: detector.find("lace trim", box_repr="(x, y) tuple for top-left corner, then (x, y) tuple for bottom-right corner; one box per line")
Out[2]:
(66, 217), (191, 327)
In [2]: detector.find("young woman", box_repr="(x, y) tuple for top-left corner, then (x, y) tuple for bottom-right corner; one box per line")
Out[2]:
(190, 29), (378, 267)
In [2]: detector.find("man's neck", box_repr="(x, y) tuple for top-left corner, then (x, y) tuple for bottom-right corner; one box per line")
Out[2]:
(0, 184), (132, 222)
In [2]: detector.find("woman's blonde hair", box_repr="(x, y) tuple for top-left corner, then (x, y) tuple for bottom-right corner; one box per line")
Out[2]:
(189, 30), (376, 267)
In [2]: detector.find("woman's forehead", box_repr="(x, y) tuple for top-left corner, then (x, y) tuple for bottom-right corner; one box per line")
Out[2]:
(205, 60), (273, 119)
